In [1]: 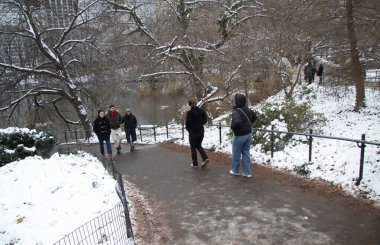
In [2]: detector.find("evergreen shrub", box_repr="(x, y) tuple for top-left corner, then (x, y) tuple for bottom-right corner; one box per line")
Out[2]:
(0, 128), (55, 167)
(253, 100), (325, 152)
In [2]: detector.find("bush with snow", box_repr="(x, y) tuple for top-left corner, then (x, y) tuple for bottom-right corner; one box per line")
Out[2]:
(0, 127), (55, 166)
(253, 99), (325, 153)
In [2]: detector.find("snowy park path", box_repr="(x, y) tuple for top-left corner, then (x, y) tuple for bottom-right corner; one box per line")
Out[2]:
(80, 142), (380, 245)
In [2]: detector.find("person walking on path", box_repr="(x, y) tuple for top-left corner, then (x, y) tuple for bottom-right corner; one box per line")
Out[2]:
(185, 99), (209, 168)
(317, 63), (324, 83)
(304, 62), (314, 84)
(230, 93), (257, 177)
(93, 109), (113, 159)
(107, 104), (123, 154)
(122, 108), (138, 151)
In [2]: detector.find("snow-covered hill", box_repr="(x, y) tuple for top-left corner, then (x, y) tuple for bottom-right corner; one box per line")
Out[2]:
(202, 84), (380, 204)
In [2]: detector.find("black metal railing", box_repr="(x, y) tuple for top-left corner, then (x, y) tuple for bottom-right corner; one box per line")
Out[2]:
(53, 202), (134, 245)
(56, 121), (379, 186)
(53, 150), (134, 245)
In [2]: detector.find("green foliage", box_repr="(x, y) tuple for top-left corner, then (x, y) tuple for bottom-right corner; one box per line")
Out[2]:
(35, 132), (55, 157)
(253, 100), (325, 152)
(0, 128), (56, 167)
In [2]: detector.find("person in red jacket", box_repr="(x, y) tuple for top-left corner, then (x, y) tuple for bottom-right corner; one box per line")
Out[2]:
(106, 104), (123, 154)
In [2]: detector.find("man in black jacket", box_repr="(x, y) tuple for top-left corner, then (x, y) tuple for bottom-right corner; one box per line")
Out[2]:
(185, 99), (209, 168)
(122, 108), (138, 151)
(93, 109), (113, 159)
(230, 93), (257, 177)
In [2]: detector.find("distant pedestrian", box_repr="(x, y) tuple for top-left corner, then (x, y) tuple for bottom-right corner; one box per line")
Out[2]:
(317, 63), (324, 83)
(311, 65), (317, 82)
(230, 93), (257, 177)
(93, 109), (113, 159)
(185, 99), (209, 168)
(106, 104), (123, 154)
(122, 108), (137, 151)
(304, 63), (314, 84)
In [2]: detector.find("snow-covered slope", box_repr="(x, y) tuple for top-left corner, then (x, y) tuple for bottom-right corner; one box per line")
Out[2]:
(205, 84), (380, 204)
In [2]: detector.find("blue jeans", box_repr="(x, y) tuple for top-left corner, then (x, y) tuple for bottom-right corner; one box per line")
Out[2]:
(98, 134), (112, 156)
(231, 133), (252, 175)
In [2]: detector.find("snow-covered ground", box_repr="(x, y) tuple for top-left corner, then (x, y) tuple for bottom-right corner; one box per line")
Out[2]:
(0, 152), (121, 244)
(125, 84), (380, 204)
(0, 84), (379, 244)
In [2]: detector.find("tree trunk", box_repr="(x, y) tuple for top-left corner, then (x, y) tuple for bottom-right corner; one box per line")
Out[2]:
(65, 75), (92, 139)
(346, 0), (365, 110)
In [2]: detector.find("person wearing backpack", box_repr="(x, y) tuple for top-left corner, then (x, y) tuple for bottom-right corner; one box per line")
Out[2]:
(230, 93), (257, 177)
(185, 99), (209, 168)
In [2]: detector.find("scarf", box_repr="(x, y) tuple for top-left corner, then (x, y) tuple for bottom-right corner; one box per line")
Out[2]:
(109, 110), (118, 117)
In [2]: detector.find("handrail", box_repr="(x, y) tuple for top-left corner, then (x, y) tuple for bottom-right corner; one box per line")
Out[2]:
(57, 122), (378, 186)
(207, 124), (380, 146)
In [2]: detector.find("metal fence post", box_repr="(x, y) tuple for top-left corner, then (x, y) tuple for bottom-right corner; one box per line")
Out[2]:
(356, 134), (366, 186)
(182, 121), (184, 140)
(153, 126), (156, 142)
(87, 130), (90, 144)
(218, 122), (222, 145)
(74, 130), (78, 144)
(166, 123), (169, 139)
(270, 125), (274, 158)
(308, 129), (313, 162)
(64, 131), (68, 144)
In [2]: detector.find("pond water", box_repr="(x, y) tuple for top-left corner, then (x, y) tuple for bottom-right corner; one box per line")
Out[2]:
(107, 89), (184, 126)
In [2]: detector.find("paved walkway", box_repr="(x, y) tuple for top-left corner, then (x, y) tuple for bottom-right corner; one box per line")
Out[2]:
(78, 143), (380, 245)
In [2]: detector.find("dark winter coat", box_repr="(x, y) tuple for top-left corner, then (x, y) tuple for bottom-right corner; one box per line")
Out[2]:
(122, 114), (137, 130)
(317, 64), (324, 76)
(93, 116), (111, 136)
(231, 93), (257, 136)
(185, 106), (207, 135)
(106, 111), (123, 130)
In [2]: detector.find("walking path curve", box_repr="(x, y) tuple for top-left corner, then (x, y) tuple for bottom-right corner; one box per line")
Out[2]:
(79, 142), (380, 245)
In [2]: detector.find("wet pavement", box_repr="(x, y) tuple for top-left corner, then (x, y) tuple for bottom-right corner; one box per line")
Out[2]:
(77, 143), (380, 245)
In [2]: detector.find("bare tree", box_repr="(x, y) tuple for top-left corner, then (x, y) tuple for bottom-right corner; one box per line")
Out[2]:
(0, 0), (107, 137)
(105, 0), (268, 108)
(346, 0), (365, 110)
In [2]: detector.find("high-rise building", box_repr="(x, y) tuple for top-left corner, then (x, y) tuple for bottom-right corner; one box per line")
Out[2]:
(0, 0), (79, 64)
(0, 0), (78, 29)
(43, 0), (78, 28)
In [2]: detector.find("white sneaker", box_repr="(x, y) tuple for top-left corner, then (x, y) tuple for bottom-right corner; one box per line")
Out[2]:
(229, 170), (240, 176)
(191, 163), (199, 168)
(201, 159), (209, 168)
(242, 173), (252, 178)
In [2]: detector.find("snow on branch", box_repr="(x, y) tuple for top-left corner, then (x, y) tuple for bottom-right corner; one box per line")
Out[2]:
(105, 0), (159, 45)
(0, 63), (62, 79)
(140, 71), (193, 78)
(54, 0), (102, 50)
(157, 45), (213, 54)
